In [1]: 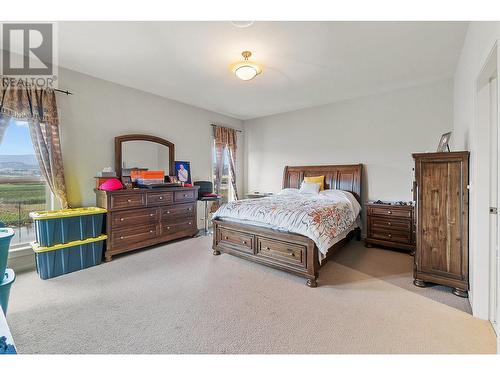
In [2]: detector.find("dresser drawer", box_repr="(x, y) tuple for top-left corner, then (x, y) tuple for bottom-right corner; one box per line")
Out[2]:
(161, 219), (196, 236)
(218, 228), (254, 255)
(110, 193), (146, 210)
(370, 217), (410, 232)
(112, 208), (158, 228)
(368, 206), (412, 218)
(161, 203), (195, 222)
(147, 192), (173, 205)
(256, 237), (306, 268)
(174, 189), (196, 202)
(112, 224), (157, 247)
(371, 228), (411, 244)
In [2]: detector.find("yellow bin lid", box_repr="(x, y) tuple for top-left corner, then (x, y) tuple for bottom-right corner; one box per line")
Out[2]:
(29, 207), (107, 220)
(31, 234), (108, 253)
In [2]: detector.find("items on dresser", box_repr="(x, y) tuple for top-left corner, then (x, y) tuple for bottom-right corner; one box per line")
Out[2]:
(95, 186), (199, 261)
(365, 202), (415, 254)
(412, 151), (469, 297)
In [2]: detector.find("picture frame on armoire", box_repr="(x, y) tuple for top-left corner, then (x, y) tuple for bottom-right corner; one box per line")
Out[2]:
(437, 131), (452, 152)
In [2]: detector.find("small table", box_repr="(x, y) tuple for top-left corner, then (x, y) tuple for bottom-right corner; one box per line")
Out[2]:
(364, 202), (415, 255)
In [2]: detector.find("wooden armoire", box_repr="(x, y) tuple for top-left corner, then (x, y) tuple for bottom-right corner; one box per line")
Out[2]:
(412, 151), (469, 297)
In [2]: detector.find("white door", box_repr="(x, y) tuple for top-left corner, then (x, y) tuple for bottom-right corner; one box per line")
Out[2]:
(488, 76), (498, 336)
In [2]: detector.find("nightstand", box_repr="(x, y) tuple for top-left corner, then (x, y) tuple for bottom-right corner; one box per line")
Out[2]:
(365, 202), (415, 255)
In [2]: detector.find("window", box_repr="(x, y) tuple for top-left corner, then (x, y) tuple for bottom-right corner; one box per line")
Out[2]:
(212, 143), (235, 203)
(0, 119), (49, 247)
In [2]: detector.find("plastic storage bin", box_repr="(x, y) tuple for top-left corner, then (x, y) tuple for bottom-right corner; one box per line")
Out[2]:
(0, 228), (15, 279)
(30, 207), (106, 247)
(32, 235), (107, 280)
(0, 269), (15, 315)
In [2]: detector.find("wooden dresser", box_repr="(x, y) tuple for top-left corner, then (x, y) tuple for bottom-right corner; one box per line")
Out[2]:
(413, 152), (469, 297)
(365, 203), (415, 254)
(95, 186), (199, 261)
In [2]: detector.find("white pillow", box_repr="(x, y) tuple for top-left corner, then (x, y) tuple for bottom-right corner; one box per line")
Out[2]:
(277, 188), (300, 195)
(299, 182), (321, 194)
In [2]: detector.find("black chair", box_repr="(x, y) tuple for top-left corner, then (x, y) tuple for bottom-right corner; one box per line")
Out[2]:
(194, 181), (221, 236)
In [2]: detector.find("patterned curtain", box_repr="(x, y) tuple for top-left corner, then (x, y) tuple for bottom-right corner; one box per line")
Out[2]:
(0, 84), (69, 208)
(212, 125), (239, 211)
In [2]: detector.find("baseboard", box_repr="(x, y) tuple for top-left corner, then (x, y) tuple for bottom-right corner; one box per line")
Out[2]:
(8, 246), (35, 273)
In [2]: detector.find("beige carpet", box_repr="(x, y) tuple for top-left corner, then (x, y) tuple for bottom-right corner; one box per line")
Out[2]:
(7, 236), (496, 354)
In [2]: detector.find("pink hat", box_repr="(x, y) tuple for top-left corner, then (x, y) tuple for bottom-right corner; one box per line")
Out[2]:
(99, 178), (123, 191)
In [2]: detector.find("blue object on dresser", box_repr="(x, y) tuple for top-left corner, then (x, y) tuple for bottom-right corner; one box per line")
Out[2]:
(0, 269), (15, 315)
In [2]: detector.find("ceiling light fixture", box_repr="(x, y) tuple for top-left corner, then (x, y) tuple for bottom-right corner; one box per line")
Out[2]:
(231, 51), (262, 81)
(231, 21), (254, 28)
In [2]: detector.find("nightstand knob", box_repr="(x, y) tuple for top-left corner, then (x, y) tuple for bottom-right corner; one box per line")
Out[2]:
(159, 196), (163, 200)
(127, 199), (132, 203)
(242, 241), (247, 245)
(387, 210), (392, 214)
(224, 236), (229, 240)
(388, 234), (392, 238)
(387, 222), (391, 226)
(149, 213), (154, 217)
(120, 218), (124, 221)
(120, 236), (124, 240)
(150, 230), (153, 233)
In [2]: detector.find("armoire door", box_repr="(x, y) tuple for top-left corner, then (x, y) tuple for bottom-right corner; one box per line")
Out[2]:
(419, 159), (465, 280)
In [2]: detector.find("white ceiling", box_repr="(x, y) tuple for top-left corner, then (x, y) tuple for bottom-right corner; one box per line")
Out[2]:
(56, 21), (468, 120)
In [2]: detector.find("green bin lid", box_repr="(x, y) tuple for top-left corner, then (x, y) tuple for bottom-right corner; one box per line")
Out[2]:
(0, 228), (15, 240)
(0, 269), (15, 287)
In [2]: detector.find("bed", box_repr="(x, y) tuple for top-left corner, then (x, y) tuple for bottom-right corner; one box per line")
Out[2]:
(212, 164), (363, 287)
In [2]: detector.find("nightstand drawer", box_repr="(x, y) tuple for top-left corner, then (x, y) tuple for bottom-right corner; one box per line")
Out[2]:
(370, 217), (410, 232)
(371, 228), (411, 244)
(368, 206), (412, 218)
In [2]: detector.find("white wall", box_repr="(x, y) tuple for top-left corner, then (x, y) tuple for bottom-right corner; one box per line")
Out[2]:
(453, 22), (500, 320)
(57, 68), (244, 227)
(244, 79), (454, 219)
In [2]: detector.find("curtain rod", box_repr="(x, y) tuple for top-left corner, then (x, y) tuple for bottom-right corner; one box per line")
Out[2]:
(54, 88), (73, 95)
(210, 124), (242, 133)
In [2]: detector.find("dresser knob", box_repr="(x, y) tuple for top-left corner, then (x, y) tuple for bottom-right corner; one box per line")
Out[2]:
(387, 222), (391, 226)
(188, 208), (192, 211)
(224, 236), (229, 240)
(150, 230), (153, 233)
(388, 234), (392, 238)
(120, 236), (124, 240)
(150, 213), (154, 217)
(120, 218), (124, 221)
(127, 199), (132, 203)
(242, 241), (247, 245)
(265, 246), (271, 251)
(189, 222), (192, 225)
(183, 194), (187, 197)
(159, 196), (163, 200)
(387, 210), (392, 214)
(166, 211), (170, 214)
(167, 227), (170, 230)
(289, 252), (295, 257)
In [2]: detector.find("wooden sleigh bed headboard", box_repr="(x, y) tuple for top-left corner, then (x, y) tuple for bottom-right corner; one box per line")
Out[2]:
(282, 164), (363, 203)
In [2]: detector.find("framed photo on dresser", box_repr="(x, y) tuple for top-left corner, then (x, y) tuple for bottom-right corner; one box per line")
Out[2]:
(175, 161), (192, 184)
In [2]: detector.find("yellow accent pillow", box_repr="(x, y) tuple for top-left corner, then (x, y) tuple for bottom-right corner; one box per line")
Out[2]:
(304, 175), (325, 191)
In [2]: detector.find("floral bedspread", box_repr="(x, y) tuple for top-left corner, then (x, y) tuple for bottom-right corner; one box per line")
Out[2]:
(213, 190), (360, 254)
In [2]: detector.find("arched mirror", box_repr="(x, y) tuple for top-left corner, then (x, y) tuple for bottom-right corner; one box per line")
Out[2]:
(115, 134), (175, 178)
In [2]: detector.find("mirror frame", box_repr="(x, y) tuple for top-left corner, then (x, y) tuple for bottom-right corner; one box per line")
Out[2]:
(115, 134), (175, 178)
